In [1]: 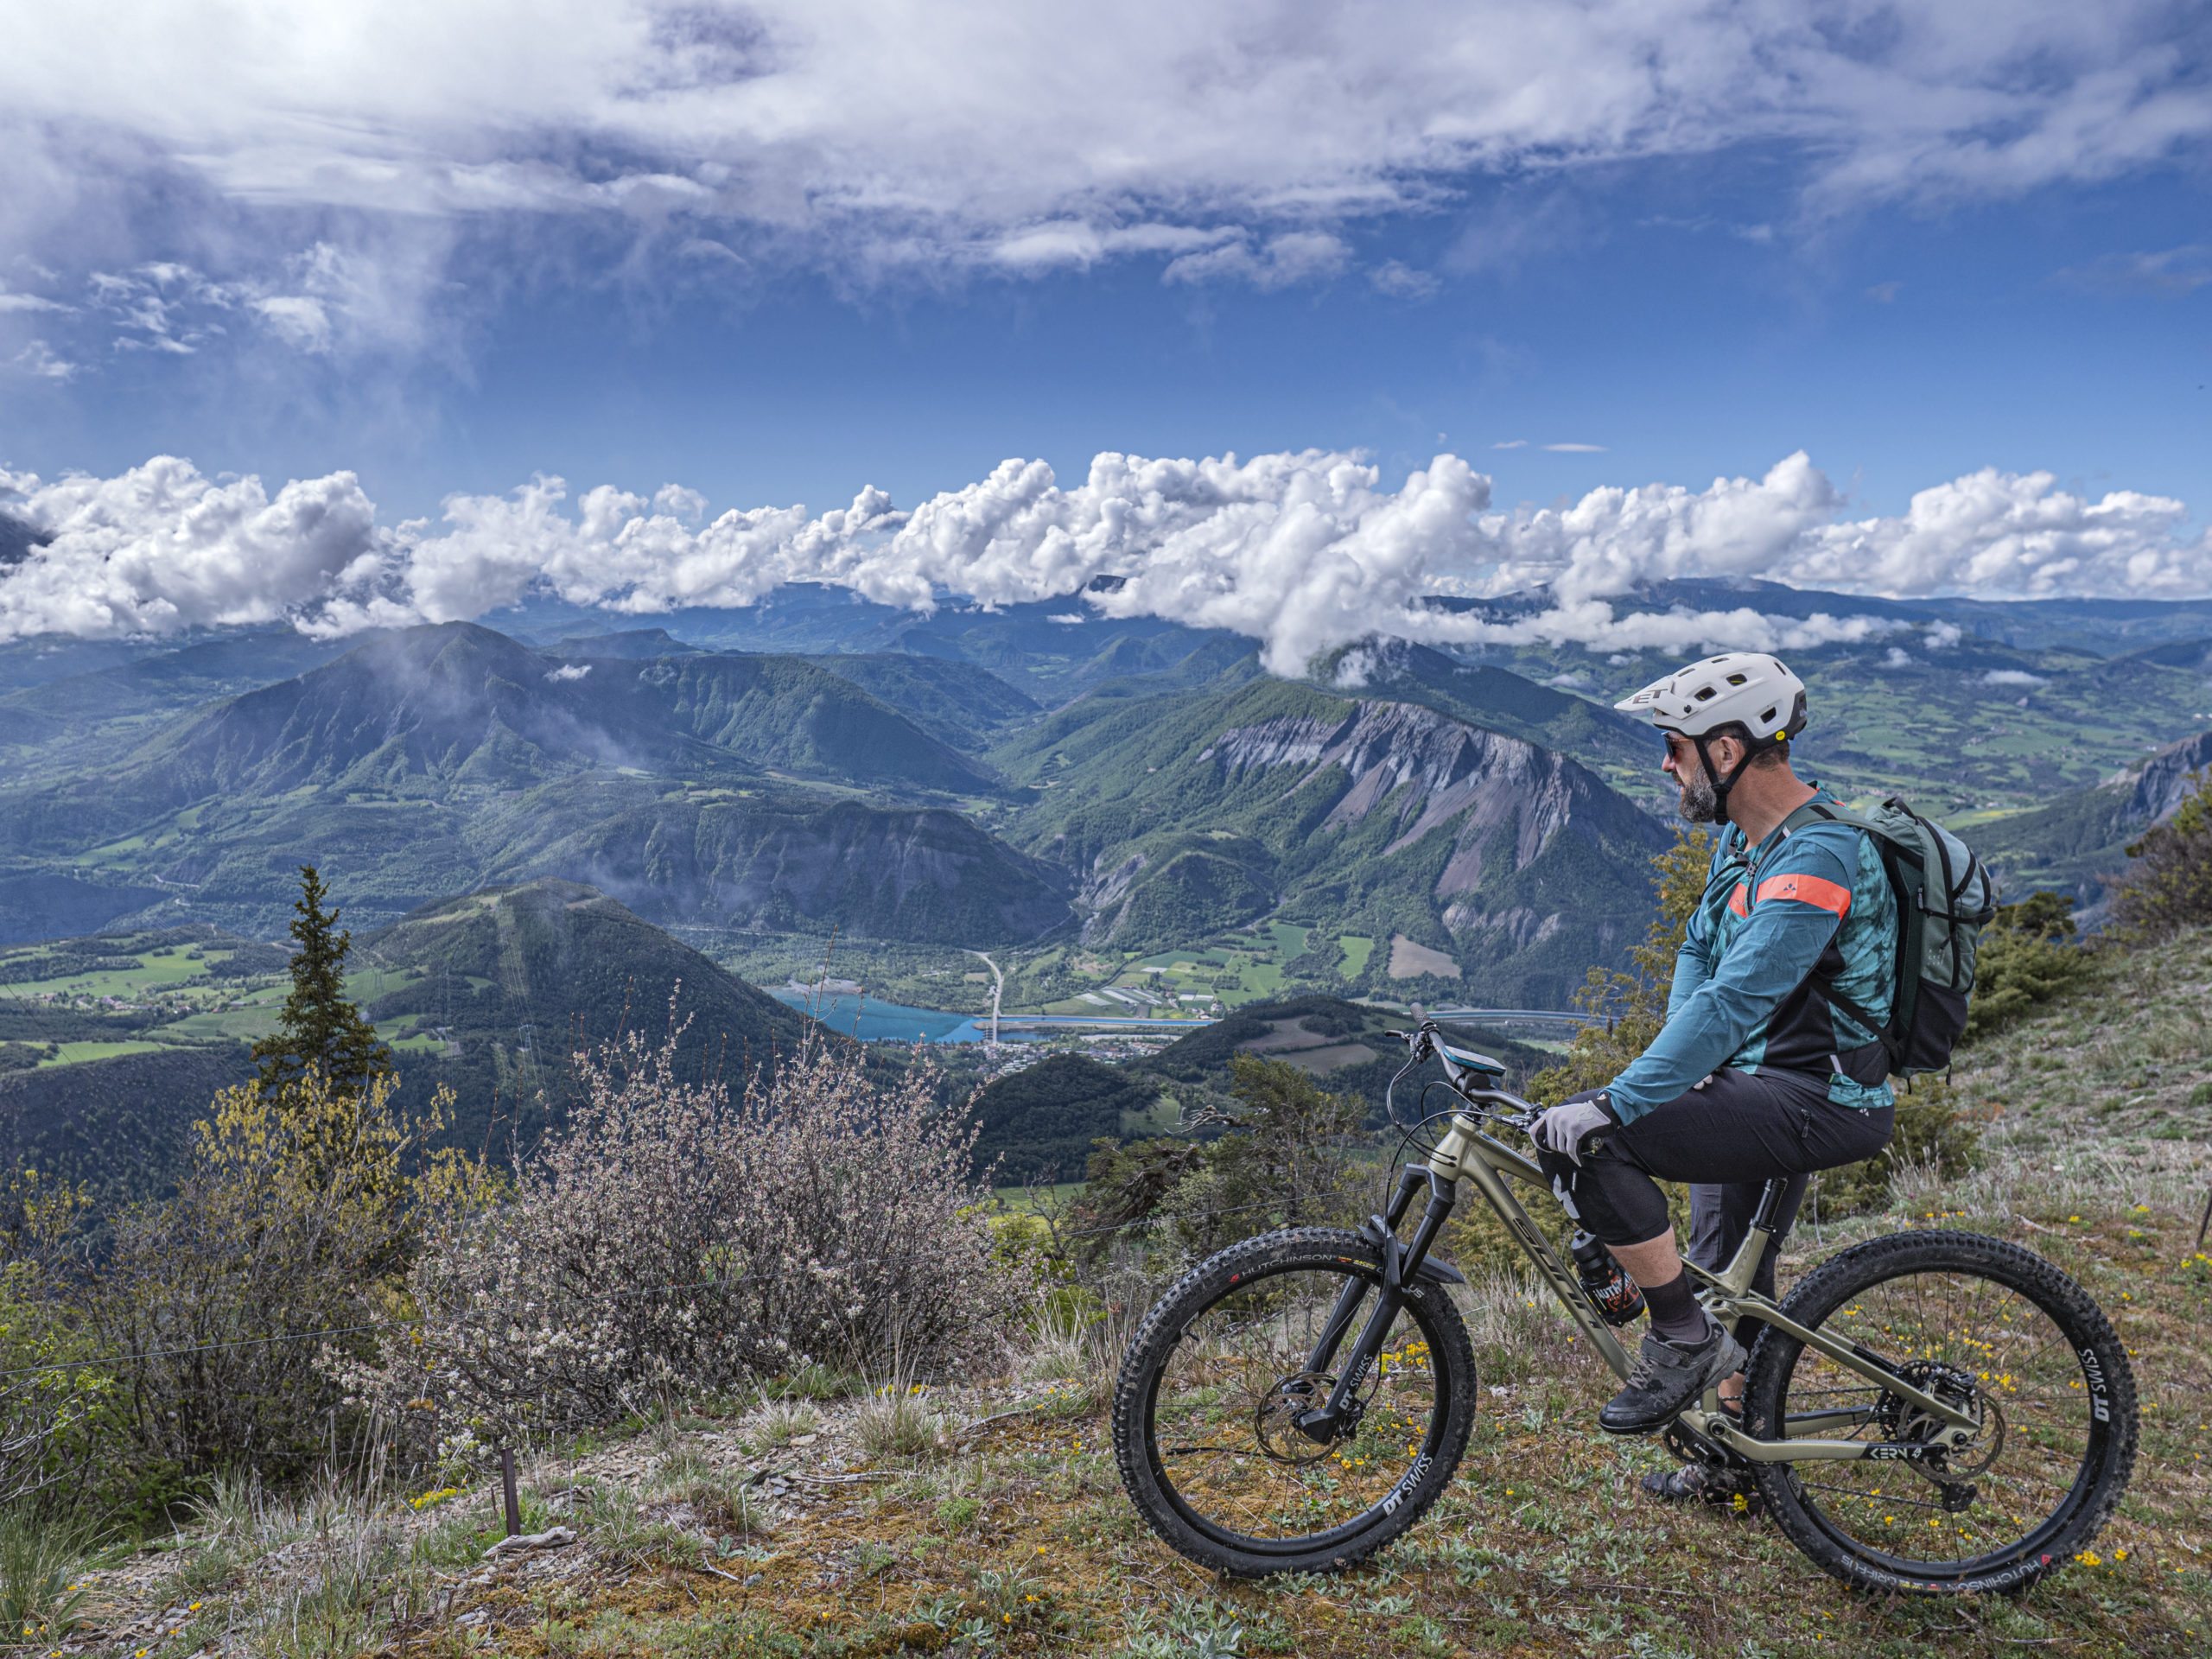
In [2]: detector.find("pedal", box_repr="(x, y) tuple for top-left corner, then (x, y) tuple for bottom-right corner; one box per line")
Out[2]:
(1662, 1417), (1752, 1473)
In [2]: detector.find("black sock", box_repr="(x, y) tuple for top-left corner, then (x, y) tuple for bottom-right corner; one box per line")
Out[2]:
(1641, 1270), (1708, 1345)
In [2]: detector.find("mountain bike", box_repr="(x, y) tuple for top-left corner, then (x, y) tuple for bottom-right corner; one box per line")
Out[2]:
(1110, 1020), (2138, 1593)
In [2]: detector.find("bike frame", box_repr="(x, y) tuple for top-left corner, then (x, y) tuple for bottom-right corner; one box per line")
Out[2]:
(1298, 1032), (1979, 1465)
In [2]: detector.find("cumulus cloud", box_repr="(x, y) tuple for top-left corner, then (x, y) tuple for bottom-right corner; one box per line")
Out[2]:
(0, 456), (386, 638)
(2, 447), (2206, 673)
(1981, 669), (2047, 686)
(3, 1), (2205, 340)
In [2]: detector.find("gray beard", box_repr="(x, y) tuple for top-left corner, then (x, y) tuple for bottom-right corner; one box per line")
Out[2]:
(1676, 769), (1721, 823)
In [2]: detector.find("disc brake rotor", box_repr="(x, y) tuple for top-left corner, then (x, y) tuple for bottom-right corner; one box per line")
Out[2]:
(1252, 1370), (1357, 1466)
(1874, 1360), (2003, 1479)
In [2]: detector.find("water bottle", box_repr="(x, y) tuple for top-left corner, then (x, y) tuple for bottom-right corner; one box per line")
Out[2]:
(1570, 1230), (1646, 1326)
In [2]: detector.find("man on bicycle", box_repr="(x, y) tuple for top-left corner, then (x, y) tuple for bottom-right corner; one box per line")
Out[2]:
(1529, 652), (1897, 1491)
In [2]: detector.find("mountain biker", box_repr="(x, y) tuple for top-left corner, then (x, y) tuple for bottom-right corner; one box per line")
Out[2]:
(1528, 652), (1897, 1497)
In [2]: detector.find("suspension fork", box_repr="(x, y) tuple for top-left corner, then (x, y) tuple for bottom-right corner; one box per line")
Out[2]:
(1290, 1165), (1458, 1442)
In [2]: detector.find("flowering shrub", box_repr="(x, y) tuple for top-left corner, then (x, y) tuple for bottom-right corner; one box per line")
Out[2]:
(86, 1069), (480, 1491)
(346, 1026), (1013, 1465)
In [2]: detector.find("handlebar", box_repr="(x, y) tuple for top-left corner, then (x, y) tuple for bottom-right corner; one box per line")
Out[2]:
(1389, 1012), (1541, 1133)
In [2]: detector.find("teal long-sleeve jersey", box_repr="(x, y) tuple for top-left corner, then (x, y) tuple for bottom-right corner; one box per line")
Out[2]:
(1606, 787), (1898, 1123)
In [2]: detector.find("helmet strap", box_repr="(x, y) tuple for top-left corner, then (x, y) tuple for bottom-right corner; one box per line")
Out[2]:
(1691, 732), (1754, 826)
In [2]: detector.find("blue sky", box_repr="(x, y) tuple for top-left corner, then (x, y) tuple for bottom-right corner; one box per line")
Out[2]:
(1, 2), (2208, 649)
(11, 161), (2207, 525)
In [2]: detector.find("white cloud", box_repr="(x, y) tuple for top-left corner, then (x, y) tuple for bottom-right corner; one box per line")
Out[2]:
(1792, 468), (2209, 598)
(1882, 646), (1913, 668)
(1491, 440), (1527, 449)
(1368, 260), (1439, 299)
(3, 0), (2204, 336)
(252, 296), (332, 353)
(546, 662), (592, 681)
(0, 456), (387, 638)
(9, 340), (77, 380)
(1162, 232), (1350, 290)
(0, 285), (68, 314)
(1543, 442), (1607, 453)
(1980, 669), (2046, 686)
(2, 446), (2206, 677)
(2052, 245), (2212, 297)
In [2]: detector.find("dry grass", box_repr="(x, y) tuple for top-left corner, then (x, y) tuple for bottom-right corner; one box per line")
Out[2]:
(48, 931), (2212, 1657)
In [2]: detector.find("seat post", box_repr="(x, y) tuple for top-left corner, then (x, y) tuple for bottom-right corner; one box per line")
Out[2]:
(1751, 1177), (1791, 1235)
(1713, 1178), (1794, 1298)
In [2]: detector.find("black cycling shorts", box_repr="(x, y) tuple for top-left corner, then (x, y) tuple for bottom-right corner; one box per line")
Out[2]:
(1536, 1066), (1893, 1299)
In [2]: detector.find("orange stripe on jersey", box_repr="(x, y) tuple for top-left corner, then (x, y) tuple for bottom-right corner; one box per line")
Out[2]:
(1754, 872), (1852, 915)
(1727, 882), (1749, 918)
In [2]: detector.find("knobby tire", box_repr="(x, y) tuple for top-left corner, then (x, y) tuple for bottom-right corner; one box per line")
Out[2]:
(1112, 1227), (1478, 1578)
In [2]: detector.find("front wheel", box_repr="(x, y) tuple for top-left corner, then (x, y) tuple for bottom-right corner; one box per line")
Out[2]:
(1743, 1229), (2137, 1595)
(1111, 1227), (1478, 1577)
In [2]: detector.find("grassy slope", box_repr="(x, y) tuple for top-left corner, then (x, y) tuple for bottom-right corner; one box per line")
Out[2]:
(75, 935), (2212, 1656)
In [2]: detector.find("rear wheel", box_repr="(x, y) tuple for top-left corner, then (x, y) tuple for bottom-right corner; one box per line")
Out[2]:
(1743, 1230), (2136, 1595)
(1111, 1228), (1478, 1577)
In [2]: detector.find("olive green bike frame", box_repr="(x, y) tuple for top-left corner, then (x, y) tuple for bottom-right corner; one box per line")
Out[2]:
(1417, 1066), (1980, 1464)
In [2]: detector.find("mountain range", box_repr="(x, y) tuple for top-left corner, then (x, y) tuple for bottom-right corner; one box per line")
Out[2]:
(0, 580), (2204, 993)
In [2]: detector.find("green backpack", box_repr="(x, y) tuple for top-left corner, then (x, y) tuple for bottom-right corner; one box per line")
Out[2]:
(1778, 797), (1999, 1077)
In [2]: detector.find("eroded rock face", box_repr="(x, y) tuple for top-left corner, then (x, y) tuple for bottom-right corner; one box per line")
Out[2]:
(2129, 728), (2212, 826)
(1204, 698), (1666, 901)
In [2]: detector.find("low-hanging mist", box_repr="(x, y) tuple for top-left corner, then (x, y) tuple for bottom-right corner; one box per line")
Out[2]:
(2, 448), (2206, 673)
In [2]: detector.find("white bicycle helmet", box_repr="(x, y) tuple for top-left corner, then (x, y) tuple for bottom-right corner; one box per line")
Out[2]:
(1614, 652), (1808, 821)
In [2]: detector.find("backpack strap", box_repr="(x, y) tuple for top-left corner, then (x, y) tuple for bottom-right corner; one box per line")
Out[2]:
(1782, 799), (1920, 1072)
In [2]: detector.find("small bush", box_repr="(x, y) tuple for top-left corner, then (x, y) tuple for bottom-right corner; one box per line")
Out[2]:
(0, 1174), (114, 1510)
(1072, 1054), (1365, 1268)
(851, 1388), (950, 1461)
(2106, 769), (2212, 942)
(346, 1025), (1014, 1465)
(82, 1070), (479, 1491)
(0, 1507), (103, 1648)
(1965, 891), (2091, 1043)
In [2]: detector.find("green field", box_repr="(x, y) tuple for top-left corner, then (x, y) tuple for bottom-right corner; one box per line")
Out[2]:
(1012, 920), (1401, 1019)
(37, 1039), (169, 1066)
(1338, 933), (1375, 976)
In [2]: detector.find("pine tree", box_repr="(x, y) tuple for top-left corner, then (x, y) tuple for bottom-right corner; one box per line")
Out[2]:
(252, 865), (393, 1095)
